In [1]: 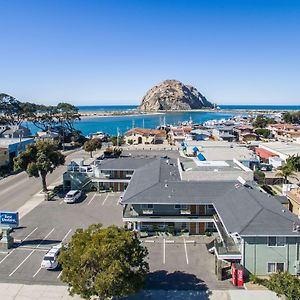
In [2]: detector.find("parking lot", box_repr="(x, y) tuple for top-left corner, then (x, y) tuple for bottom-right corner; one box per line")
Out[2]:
(0, 190), (230, 290)
(142, 236), (231, 290)
(0, 192), (123, 285)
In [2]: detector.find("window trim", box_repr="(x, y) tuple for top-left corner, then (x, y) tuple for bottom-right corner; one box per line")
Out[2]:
(267, 237), (286, 247)
(267, 262), (285, 273)
(141, 204), (153, 209)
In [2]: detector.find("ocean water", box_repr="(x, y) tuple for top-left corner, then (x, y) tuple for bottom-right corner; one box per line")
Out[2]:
(25, 105), (300, 137)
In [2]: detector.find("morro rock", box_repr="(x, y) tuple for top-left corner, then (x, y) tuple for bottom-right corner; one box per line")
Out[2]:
(139, 80), (214, 111)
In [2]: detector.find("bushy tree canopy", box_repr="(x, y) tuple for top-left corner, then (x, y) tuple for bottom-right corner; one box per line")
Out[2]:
(58, 224), (149, 300)
(83, 138), (102, 157)
(14, 141), (65, 191)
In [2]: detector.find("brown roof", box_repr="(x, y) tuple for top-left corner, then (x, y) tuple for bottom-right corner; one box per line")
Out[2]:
(125, 128), (166, 137)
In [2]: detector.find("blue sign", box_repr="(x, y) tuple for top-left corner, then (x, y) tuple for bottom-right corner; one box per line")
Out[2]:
(0, 212), (19, 228)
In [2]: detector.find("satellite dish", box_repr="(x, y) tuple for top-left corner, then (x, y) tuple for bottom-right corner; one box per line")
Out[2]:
(237, 176), (246, 186)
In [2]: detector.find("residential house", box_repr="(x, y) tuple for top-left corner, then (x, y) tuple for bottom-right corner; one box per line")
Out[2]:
(36, 131), (60, 142)
(124, 128), (166, 145)
(212, 125), (235, 142)
(234, 125), (257, 143)
(268, 124), (300, 142)
(168, 127), (192, 145)
(287, 188), (300, 219)
(0, 125), (31, 139)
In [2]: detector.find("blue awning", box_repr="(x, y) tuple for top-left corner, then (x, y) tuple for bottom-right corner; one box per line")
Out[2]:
(197, 153), (206, 161)
(193, 146), (199, 153)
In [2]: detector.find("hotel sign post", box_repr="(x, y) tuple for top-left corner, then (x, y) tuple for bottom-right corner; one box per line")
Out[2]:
(0, 212), (19, 250)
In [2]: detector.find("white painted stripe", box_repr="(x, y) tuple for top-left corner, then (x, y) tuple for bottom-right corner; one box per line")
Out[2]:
(0, 227), (38, 265)
(184, 238), (189, 265)
(62, 229), (72, 242)
(22, 227), (38, 242)
(9, 250), (35, 276)
(32, 267), (42, 278)
(163, 238), (166, 264)
(144, 240), (155, 243)
(101, 194), (109, 206)
(59, 200), (64, 205)
(185, 240), (195, 244)
(165, 240), (174, 244)
(87, 193), (97, 206)
(57, 271), (62, 279)
(9, 228), (55, 277)
(0, 249), (15, 264)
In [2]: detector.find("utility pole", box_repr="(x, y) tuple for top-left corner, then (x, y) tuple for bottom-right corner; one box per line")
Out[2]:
(117, 127), (119, 147)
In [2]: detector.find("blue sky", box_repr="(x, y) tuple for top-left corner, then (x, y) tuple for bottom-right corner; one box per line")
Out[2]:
(0, 0), (300, 105)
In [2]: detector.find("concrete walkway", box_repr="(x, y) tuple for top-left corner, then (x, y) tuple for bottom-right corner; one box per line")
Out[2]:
(0, 284), (281, 300)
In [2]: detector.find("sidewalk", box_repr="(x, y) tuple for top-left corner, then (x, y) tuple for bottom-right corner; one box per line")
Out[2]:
(0, 283), (282, 300)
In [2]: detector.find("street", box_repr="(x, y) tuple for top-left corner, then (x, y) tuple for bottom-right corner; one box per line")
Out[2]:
(0, 148), (103, 213)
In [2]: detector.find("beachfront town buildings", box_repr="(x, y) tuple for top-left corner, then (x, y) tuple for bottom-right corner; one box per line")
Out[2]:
(63, 143), (300, 278)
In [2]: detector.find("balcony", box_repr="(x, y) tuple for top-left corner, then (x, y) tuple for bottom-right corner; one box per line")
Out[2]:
(123, 205), (214, 221)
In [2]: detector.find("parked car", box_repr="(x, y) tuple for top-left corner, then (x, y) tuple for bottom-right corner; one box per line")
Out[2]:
(41, 244), (62, 270)
(64, 190), (82, 203)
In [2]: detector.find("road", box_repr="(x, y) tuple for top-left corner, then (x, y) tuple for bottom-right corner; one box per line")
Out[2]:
(0, 148), (102, 212)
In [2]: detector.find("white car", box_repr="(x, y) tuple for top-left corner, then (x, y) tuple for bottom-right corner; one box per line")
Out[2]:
(64, 190), (82, 203)
(41, 244), (62, 270)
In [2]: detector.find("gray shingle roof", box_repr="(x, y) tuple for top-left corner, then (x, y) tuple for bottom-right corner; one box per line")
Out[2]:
(120, 158), (300, 237)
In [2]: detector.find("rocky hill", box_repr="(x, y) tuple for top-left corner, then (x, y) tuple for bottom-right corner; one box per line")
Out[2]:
(139, 80), (214, 111)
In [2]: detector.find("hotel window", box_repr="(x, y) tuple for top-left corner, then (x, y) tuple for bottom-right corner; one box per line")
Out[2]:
(174, 205), (188, 209)
(267, 262), (285, 273)
(141, 204), (153, 209)
(268, 237), (286, 247)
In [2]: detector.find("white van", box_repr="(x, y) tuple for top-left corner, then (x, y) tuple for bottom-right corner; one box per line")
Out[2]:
(64, 190), (82, 203)
(41, 244), (62, 270)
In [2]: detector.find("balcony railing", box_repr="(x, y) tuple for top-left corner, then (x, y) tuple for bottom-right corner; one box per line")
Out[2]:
(213, 215), (241, 257)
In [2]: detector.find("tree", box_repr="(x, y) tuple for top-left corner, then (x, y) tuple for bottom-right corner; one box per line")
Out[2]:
(283, 111), (300, 124)
(113, 147), (122, 157)
(255, 128), (271, 138)
(58, 224), (149, 300)
(252, 115), (276, 128)
(83, 138), (102, 158)
(110, 135), (125, 146)
(286, 154), (300, 172)
(251, 272), (300, 300)
(275, 164), (298, 184)
(14, 141), (65, 192)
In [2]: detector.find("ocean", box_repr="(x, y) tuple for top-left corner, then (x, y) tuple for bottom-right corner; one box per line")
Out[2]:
(25, 105), (300, 137)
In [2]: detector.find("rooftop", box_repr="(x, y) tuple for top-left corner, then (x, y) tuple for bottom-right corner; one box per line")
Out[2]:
(0, 138), (34, 147)
(259, 141), (300, 157)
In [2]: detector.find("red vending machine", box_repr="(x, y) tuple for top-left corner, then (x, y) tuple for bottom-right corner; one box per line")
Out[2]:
(231, 263), (244, 287)
(231, 263), (237, 286)
(237, 266), (244, 287)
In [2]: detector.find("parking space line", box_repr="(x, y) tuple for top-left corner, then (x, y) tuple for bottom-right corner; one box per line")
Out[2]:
(87, 193), (97, 206)
(33, 267), (42, 278)
(184, 238), (189, 265)
(10, 228), (55, 277)
(59, 200), (64, 205)
(101, 194), (109, 206)
(22, 227), (39, 242)
(57, 271), (62, 279)
(62, 229), (72, 242)
(0, 227), (39, 265)
(163, 238), (166, 264)
(9, 250), (35, 276)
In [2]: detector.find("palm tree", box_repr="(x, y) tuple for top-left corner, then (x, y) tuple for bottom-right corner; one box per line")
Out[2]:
(275, 164), (298, 184)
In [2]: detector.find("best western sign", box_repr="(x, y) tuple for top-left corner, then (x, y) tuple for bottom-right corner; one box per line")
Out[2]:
(0, 212), (19, 228)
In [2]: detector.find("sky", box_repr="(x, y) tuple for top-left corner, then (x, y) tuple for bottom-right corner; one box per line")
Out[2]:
(0, 0), (300, 106)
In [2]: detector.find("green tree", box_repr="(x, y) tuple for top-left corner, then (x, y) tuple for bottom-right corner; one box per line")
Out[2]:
(252, 115), (276, 128)
(110, 135), (125, 146)
(255, 128), (271, 138)
(14, 141), (65, 192)
(286, 154), (300, 172)
(275, 164), (298, 184)
(251, 272), (300, 300)
(58, 224), (149, 300)
(83, 138), (102, 158)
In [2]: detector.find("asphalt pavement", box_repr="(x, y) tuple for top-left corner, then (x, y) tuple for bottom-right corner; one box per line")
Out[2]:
(0, 148), (103, 213)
